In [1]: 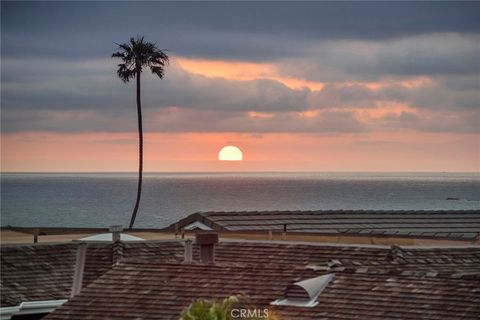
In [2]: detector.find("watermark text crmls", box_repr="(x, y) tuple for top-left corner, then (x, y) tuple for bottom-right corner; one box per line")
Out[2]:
(231, 308), (269, 319)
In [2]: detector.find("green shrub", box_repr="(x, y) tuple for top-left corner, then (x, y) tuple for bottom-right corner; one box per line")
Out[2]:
(180, 296), (238, 320)
(180, 296), (280, 320)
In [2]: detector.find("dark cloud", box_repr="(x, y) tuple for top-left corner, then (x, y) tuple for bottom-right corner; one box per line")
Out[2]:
(2, 56), (478, 135)
(147, 67), (309, 113)
(279, 34), (480, 81)
(441, 75), (480, 92)
(1, 109), (136, 133)
(5, 57), (476, 115)
(1, 60), (310, 113)
(1, 2), (479, 135)
(379, 81), (479, 111)
(2, 2), (479, 60)
(381, 111), (421, 124)
(377, 110), (479, 134)
(1, 106), (369, 134)
(308, 84), (377, 109)
(351, 35), (480, 77)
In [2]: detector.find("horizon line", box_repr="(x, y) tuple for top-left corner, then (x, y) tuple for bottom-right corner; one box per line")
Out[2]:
(1, 171), (478, 174)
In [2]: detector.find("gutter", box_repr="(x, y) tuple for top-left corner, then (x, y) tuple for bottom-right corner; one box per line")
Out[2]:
(0, 299), (67, 320)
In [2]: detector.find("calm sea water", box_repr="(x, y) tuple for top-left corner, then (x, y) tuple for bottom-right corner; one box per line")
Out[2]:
(1, 172), (479, 228)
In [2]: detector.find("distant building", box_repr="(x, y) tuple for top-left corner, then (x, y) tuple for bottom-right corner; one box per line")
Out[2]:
(166, 210), (480, 245)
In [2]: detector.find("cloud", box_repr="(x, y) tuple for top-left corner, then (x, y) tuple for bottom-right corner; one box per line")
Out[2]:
(1, 58), (311, 113)
(2, 1), (479, 137)
(279, 33), (480, 82)
(2, 2), (479, 61)
(149, 66), (310, 113)
(145, 108), (369, 134)
(378, 79), (479, 111)
(308, 83), (377, 109)
(1, 54), (478, 135)
(1, 105), (369, 134)
(377, 110), (479, 134)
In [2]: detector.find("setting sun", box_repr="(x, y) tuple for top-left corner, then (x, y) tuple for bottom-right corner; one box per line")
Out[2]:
(218, 146), (243, 161)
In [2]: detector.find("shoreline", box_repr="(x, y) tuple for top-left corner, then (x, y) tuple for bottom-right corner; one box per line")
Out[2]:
(2, 227), (478, 247)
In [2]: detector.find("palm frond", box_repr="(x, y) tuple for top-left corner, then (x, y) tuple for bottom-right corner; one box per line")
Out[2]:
(150, 66), (165, 79)
(111, 52), (125, 58)
(112, 35), (169, 82)
(116, 63), (136, 83)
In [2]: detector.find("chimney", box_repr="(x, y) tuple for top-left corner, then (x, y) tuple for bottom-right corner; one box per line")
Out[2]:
(110, 225), (123, 242)
(71, 243), (87, 297)
(195, 232), (219, 264)
(184, 239), (193, 264)
(33, 228), (39, 243)
(282, 224), (287, 240)
(175, 223), (179, 238)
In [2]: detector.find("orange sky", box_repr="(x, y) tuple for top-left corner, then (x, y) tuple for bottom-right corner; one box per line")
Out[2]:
(175, 57), (432, 92)
(2, 131), (478, 172)
(2, 57), (479, 172)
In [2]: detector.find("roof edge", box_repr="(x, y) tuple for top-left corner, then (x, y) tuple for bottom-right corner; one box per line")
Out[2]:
(0, 299), (67, 319)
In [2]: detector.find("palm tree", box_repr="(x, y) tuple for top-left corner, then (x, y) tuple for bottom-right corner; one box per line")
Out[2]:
(112, 36), (169, 229)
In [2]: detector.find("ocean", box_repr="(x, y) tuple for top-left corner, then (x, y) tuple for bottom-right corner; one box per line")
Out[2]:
(1, 172), (479, 228)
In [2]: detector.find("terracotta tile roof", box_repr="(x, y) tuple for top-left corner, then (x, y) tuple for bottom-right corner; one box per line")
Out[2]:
(167, 210), (480, 240)
(44, 261), (480, 320)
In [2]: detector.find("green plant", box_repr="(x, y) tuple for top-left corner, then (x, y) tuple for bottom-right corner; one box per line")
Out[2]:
(179, 296), (280, 320)
(180, 296), (238, 320)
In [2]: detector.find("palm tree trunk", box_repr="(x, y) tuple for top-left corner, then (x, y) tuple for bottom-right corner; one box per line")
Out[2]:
(129, 68), (143, 229)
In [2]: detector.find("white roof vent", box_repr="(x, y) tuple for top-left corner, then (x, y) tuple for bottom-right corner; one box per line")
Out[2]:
(79, 233), (144, 242)
(184, 221), (213, 231)
(271, 274), (334, 307)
